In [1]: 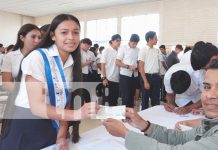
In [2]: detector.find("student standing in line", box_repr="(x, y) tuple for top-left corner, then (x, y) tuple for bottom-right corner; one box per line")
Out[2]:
(80, 38), (95, 82)
(1, 24), (41, 92)
(138, 31), (161, 110)
(0, 14), (99, 150)
(116, 34), (140, 108)
(101, 34), (121, 106)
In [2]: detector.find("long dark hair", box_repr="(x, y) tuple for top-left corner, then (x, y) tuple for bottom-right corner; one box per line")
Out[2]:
(12, 24), (40, 51)
(1, 14), (82, 138)
(37, 14), (82, 81)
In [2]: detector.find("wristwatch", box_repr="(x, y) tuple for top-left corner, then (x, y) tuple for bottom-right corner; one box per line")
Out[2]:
(102, 77), (107, 80)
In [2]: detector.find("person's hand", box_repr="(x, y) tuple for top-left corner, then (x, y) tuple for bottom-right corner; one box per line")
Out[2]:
(175, 120), (189, 131)
(164, 103), (175, 112)
(124, 108), (148, 131)
(192, 108), (204, 115)
(103, 118), (129, 138)
(86, 59), (93, 65)
(80, 102), (100, 119)
(103, 79), (108, 87)
(129, 65), (136, 71)
(56, 137), (69, 150)
(174, 106), (191, 115)
(143, 81), (150, 90)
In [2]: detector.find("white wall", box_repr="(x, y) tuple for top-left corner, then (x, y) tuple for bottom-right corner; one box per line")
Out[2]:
(1, 0), (218, 46)
(0, 11), (34, 46)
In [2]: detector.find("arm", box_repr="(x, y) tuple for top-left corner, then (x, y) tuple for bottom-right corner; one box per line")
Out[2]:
(2, 72), (14, 91)
(125, 125), (218, 150)
(116, 59), (135, 71)
(26, 75), (99, 121)
(164, 93), (176, 112)
(138, 60), (150, 89)
(56, 121), (69, 150)
(101, 63), (108, 86)
(175, 100), (202, 115)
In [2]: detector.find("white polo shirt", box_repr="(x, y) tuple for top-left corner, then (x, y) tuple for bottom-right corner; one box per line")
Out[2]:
(117, 45), (139, 77)
(180, 50), (191, 65)
(1, 49), (24, 78)
(14, 44), (74, 108)
(138, 45), (160, 74)
(81, 50), (95, 74)
(164, 63), (202, 107)
(100, 46), (119, 82)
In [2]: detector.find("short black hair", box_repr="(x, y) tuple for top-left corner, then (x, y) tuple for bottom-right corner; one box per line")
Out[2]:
(184, 46), (192, 53)
(0, 43), (3, 47)
(40, 24), (50, 32)
(159, 45), (166, 49)
(111, 34), (121, 41)
(191, 41), (218, 70)
(99, 46), (104, 51)
(81, 38), (92, 46)
(145, 31), (156, 42)
(130, 34), (140, 42)
(208, 58), (218, 69)
(94, 43), (99, 49)
(176, 44), (183, 51)
(170, 70), (191, 94)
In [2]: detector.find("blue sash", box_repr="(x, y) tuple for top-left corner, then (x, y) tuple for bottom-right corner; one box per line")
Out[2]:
(37, 48), (70, 132)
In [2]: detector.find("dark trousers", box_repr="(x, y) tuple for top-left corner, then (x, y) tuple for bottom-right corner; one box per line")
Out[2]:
(120, 74), (137, 108)
(160, 75), (166, 102)
(102, 81), (119, 106)
(0, 107), (56, 150)
(140, 73), (161, 110)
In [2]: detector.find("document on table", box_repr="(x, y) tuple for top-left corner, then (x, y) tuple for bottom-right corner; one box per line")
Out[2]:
(94, 105), (126, 120)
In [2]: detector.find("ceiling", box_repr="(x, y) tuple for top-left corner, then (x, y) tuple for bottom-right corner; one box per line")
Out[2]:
(0, 0), (157, 17)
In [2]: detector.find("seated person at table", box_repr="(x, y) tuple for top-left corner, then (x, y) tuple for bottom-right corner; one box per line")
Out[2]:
(103, 59), (218, 150)
(163, 63), (202, 114)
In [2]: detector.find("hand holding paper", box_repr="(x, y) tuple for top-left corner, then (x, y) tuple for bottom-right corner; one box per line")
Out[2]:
(94, 105), (126, 120)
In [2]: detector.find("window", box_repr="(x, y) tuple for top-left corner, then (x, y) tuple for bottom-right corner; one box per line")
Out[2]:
(87, 18), (117, 47)
(121, 14), (159, 48)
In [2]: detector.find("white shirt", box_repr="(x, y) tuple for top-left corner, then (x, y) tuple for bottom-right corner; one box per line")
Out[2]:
(117, 45), (139, 77)
(100, 46), (119, 82)
(1, 49), (24, 78)
(138, 45), (160, 74)
(164, 63), (202, 107)
(81, 50), (95, 74)
(159, 52), (168, 75)
(180, 50), (191, 65)
(15, 44), (74, 108)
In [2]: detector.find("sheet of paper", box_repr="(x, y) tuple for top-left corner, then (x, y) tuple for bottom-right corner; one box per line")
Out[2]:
(40, 144), (60, 150)
(94, 105), (126, 120)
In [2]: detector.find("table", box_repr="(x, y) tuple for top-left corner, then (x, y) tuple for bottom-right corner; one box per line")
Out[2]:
(69, 105), (203, 150)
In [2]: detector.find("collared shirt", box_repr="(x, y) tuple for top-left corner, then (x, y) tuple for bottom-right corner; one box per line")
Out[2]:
(100, 46), (119, 82)
(138, 45), (160, 74)
(117, 44), (139, 77)
(159, 52), (168, 75)
(81, 49), (95, 74)
(1, 49), (24, 79)
(15, 44), (74, 108)
(164, 63), (202, 107)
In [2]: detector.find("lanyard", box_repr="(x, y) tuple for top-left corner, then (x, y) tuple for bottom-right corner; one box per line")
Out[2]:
(37, 48), (70, 132)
